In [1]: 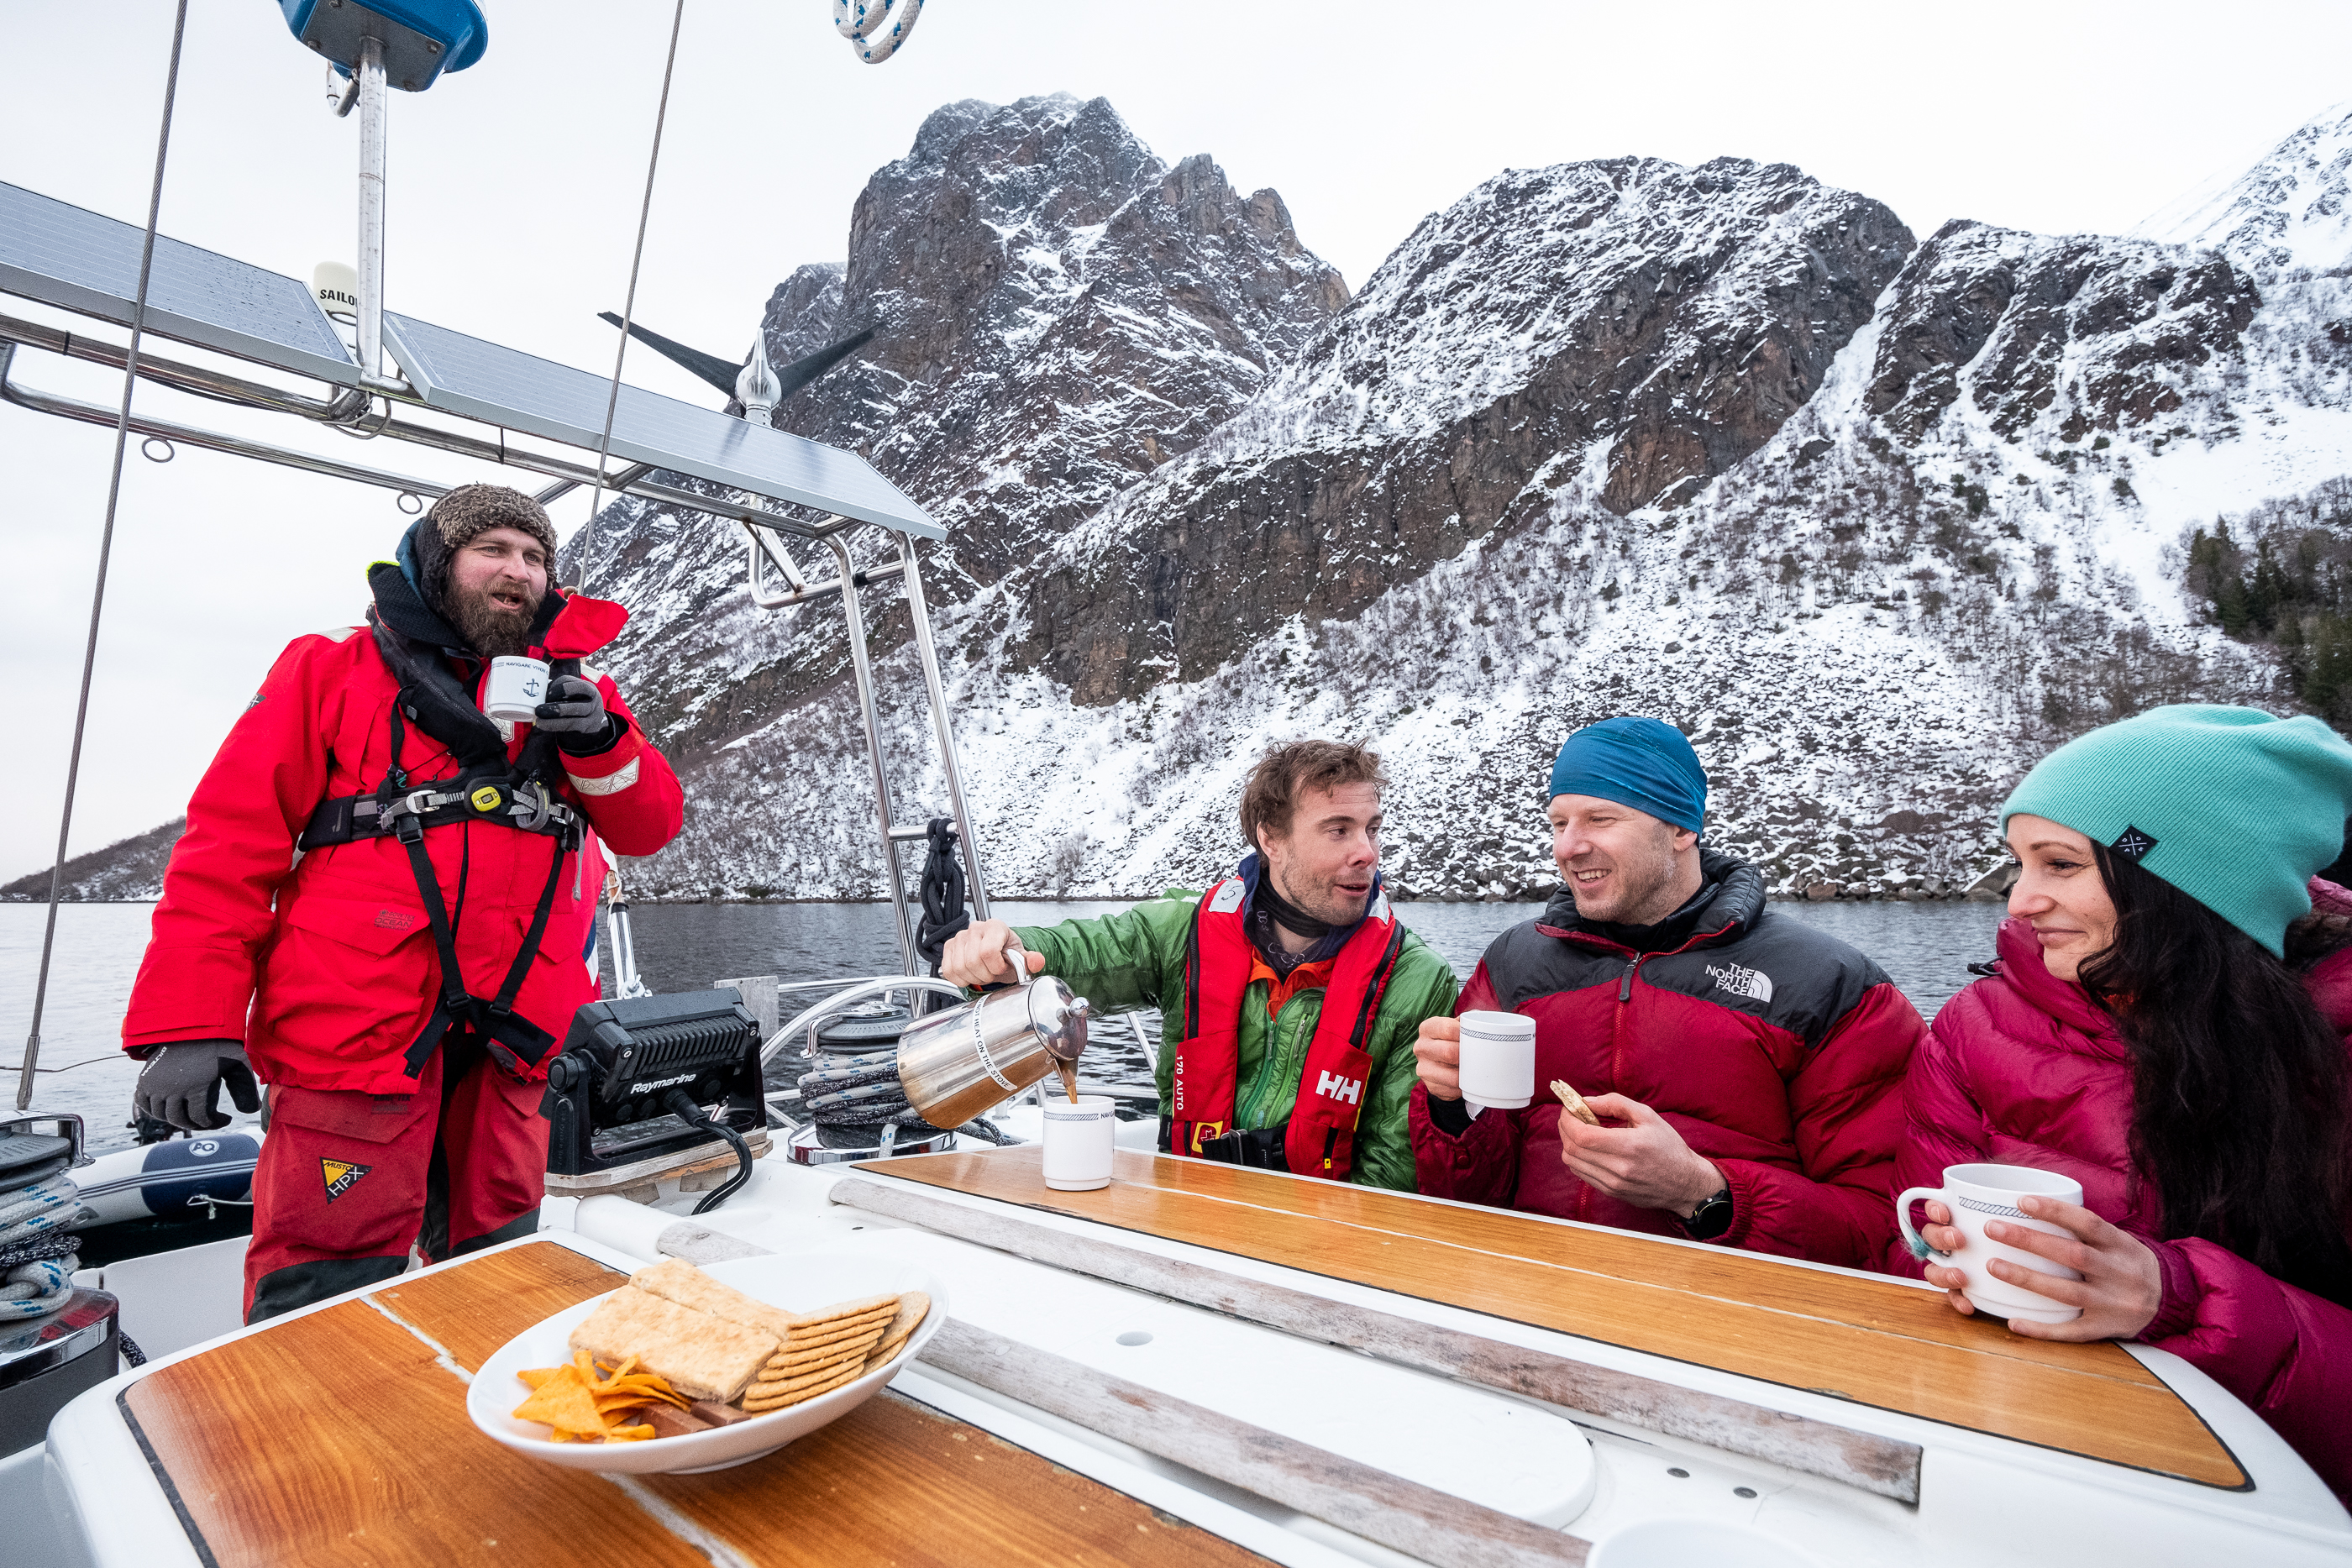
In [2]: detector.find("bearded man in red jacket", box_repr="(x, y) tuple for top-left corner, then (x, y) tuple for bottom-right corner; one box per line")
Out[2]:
(1410, 717), (1921, 1265)
(121, 485), (683, 1321)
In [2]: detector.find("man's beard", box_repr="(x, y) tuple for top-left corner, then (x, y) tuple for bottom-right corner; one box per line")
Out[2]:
(446, 578), (541, 657)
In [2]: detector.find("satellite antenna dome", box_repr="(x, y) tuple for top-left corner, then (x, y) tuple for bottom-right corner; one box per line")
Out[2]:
(312, 260), (361, 323)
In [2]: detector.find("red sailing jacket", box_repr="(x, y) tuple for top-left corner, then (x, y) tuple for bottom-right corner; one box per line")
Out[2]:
(1410, 853), (1922, 1265)
(1886, 890), (2352, 1503)
(1171, 875), (1407, 1181)
(121, 595), (683, 1094)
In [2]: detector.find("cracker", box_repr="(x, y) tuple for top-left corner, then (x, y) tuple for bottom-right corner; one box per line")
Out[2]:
(786, 1292), (900, 1329)
(754, 1355), (871, 1394)
(1550, 1078), (1602, 1128)
(754, 1345), (870, 1385)
(775, 1311), (894, 1353)
(762, 1335), (880, 1376)
(568, 1287), (778, 1403)
(630, 1256), (801, 1344)
(740, 1363), (863, 1412)
(864, 1291), (930, 1366)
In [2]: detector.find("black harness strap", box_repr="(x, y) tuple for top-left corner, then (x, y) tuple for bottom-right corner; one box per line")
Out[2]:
(317, 697), (582, 1081)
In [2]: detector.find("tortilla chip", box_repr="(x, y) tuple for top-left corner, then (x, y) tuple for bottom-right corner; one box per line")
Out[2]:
(512, 1363), (606, 1438)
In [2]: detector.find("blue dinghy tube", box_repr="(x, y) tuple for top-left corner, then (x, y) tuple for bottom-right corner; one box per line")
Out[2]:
(279, 0), (488, 91)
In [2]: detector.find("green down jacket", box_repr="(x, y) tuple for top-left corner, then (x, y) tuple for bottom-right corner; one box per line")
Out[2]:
(1016, 894), (1458, 1192)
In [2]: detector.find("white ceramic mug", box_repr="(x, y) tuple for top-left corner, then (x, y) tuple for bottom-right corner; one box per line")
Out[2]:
(1041, 1094), (1117, 1191)
(1897, 1162), (2085, 1324)
(483, 655), (552, 723)
(1456, 1010), (1535, 1111)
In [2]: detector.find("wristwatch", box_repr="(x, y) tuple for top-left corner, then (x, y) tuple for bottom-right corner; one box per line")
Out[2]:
(1680, 1184), (1735, 1240)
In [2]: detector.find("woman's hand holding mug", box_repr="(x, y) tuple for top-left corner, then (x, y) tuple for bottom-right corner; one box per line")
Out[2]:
(1918, 1193), (2163, 1342)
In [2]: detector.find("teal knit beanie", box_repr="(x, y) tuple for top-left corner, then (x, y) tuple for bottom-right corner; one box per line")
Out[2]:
(2002, 704), (2352, 957)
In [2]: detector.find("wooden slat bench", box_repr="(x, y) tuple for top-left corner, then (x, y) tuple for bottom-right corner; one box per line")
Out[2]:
(116, 1239), (1274, 1568)
(861, 1146), (2247, 1490)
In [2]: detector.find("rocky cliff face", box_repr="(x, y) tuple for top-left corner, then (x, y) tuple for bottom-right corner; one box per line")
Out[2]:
(1002, 157), (1916, 705)
(570, 93), (1349, 777)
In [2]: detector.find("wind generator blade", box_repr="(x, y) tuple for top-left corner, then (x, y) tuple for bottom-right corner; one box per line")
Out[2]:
(596, 317), (877, 408)
(775, 328), (875, 401)
(596, 311), (740, 396)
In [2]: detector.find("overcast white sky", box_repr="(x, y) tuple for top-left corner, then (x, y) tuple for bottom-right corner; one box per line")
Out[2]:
(4, 0), (2349, 880)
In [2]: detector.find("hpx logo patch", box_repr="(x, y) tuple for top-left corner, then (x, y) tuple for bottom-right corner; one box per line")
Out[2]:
(1705, 961), (1774, 1004)
(321, 1158), (374, 1204)
(1315, 1070), (1363, 1106)
(373, 908), (414, 930)
(470, 784), (504, 813)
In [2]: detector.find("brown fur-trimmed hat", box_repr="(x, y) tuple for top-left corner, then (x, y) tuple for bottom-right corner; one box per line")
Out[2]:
(426, 483), (557, 558)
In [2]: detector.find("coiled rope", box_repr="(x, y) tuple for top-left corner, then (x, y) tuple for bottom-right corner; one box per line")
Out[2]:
(834, 0), (925, 63)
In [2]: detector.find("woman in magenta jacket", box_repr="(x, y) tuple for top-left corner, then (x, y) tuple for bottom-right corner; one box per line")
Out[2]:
(1889, 705), (2352, 1502)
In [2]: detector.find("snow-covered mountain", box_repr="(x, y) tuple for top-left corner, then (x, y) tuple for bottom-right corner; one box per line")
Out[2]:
(577, 99), (2349, 904)
(26, 101), (2351, 905)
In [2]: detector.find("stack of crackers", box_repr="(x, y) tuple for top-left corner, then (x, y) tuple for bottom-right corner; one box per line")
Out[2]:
(744, 1291), (927, 1413)
(564, 1256), (932, 1423)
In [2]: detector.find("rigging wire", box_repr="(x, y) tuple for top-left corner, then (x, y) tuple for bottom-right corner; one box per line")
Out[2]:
(572, 0), (688, 594)
(18, 0), (192, 1114)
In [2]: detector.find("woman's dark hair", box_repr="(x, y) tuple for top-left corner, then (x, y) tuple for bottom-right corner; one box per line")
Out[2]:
(2081, 847), (2352, 1308)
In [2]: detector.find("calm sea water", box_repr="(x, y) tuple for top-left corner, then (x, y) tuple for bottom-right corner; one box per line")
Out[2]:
(3, 897), (2003, 1156)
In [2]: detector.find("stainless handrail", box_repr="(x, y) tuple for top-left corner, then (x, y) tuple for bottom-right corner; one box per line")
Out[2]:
(748, 526), (905, 608)
(0, 342), (451, 499)
(0, 317), (845, 538)
(762, 974), (967, 1067)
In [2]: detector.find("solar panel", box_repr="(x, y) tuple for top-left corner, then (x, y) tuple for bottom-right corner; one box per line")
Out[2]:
(0, 181), (941, 538)
(383, 312), (939, 538)
(0, 181), (357, 385)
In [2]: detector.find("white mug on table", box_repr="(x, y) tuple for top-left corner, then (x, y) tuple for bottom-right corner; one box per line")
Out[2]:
(1042, 1094), (1117, 1191)
(1898, 1162), (2085, 1324)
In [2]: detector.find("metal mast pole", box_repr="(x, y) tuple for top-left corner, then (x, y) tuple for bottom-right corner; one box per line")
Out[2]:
(18, 0), (191, 1111)
(827, 536), (920, 975)
(354, 34), (387, 383)
(894, 538), (992, 920)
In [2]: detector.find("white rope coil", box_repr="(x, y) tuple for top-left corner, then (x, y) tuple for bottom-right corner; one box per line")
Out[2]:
(833, 0), (924, 63)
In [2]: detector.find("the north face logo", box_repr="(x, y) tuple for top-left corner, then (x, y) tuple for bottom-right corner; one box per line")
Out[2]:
(321, 1158), (373, 1203)
(373, 909), (414, 931)
(1706, 962), (1774, 1004)
(1316, 1070), (1363, 1106)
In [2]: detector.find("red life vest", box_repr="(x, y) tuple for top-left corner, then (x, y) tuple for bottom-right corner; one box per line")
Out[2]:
(1169, 873), (1406, 1181)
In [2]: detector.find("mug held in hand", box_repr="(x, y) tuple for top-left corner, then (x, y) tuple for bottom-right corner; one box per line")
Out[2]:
(1456, 1010), (1536, 1111)
(1898, 1162), (2085, 1324)
(482, 656), (552, 722)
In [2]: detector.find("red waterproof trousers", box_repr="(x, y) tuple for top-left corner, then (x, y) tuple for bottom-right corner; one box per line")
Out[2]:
(244, 1032), (547, 1321)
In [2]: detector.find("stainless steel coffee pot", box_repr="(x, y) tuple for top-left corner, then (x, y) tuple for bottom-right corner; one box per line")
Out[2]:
(897, 954), (1090, 1128)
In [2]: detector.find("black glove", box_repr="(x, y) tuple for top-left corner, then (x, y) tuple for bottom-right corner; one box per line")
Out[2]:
(133, 1041), (261, 1133)
(533, 674), (620, 754)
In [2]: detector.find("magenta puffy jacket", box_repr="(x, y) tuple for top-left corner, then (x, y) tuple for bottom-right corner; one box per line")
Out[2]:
(1887, 884), (2352, 1502)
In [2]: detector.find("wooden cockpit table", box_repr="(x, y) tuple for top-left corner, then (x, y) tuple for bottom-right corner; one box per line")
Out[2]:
(97, 1238), (1274, 1568)
(858, 1146), (2247, 1492)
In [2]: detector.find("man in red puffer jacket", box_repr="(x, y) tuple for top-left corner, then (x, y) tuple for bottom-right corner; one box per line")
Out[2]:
(1411, 719), (1922, 1264)
(121, 485), (683, 1320)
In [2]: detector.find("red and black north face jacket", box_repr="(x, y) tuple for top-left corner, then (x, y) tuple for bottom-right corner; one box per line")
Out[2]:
(1409, 852), (1922, 1266)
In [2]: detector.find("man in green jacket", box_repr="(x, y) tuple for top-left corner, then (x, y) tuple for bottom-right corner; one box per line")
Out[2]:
(941, 740), (1457, 1190)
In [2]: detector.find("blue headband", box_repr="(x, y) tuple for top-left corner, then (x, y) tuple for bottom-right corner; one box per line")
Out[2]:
(1548, 717), (1707, 833)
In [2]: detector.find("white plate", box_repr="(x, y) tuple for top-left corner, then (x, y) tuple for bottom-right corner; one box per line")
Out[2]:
(465, 1249), (948, 1473)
